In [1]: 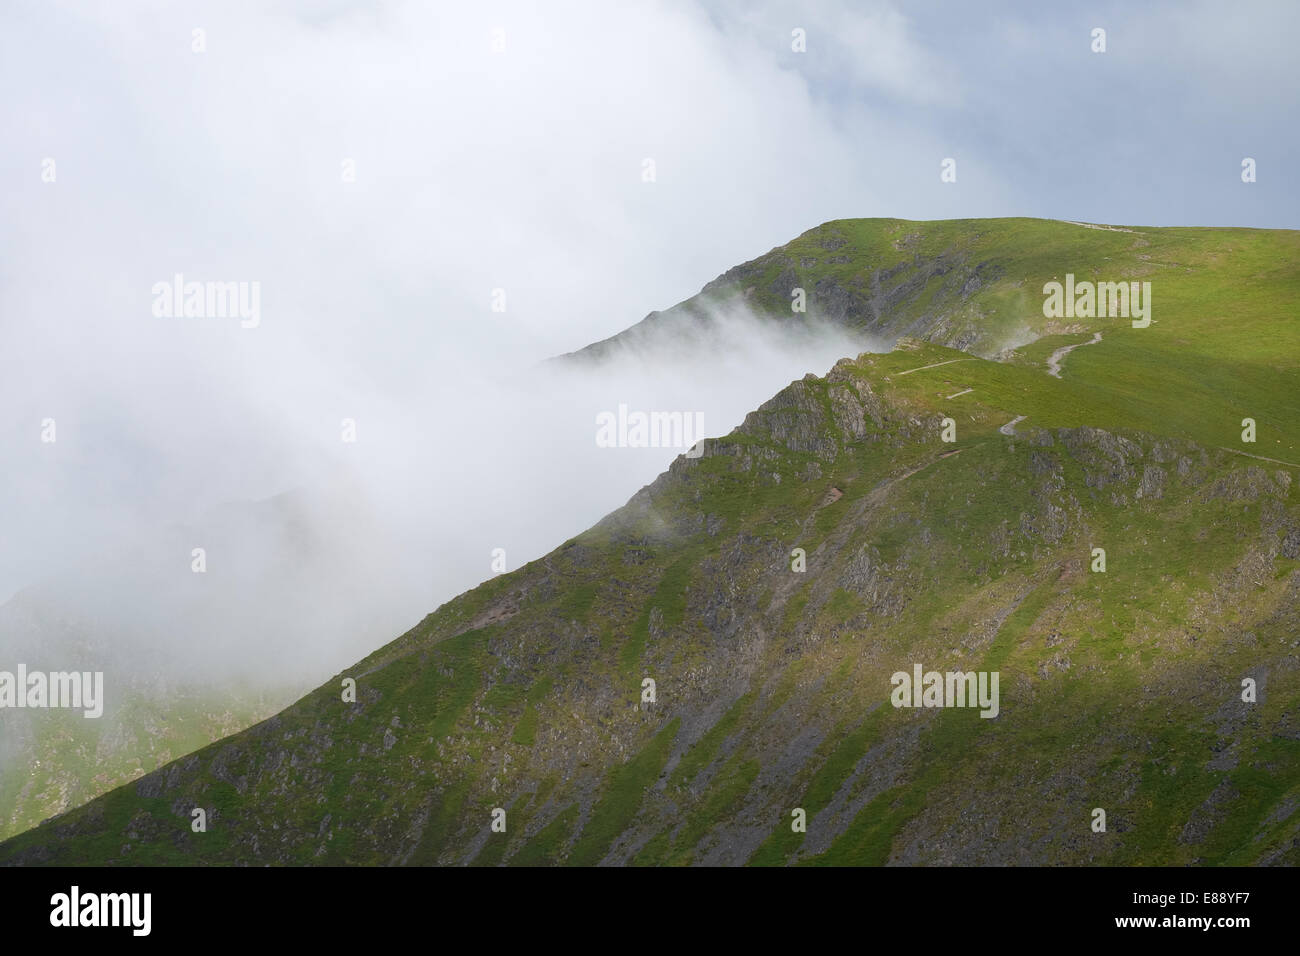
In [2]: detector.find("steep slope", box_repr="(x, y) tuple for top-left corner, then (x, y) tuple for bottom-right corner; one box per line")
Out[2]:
(3, 350), (1299, 863)
(555, 217), (1300, 378)
(0, 485), (417, 840)
(3, 218), (1298, 866)
(0, 632), (279, 844)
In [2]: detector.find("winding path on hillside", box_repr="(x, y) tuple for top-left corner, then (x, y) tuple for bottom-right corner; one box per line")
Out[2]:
(1063, 221), (1137, 233)
(1047, 331), (1102, 378)
(896, 358), (973, 376)
(1216, 447), (1300, 469)
(999, 415), (1027, 436)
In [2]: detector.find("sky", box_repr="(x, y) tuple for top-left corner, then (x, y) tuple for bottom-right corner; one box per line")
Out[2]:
(0, 0), (1296, 683)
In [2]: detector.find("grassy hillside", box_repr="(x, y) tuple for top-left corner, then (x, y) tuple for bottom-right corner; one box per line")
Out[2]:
(0, 684), (283, 842)
(3, 218), (1298, 866)
(0, 485), (391, 842)
(562, 218), (1300, 460)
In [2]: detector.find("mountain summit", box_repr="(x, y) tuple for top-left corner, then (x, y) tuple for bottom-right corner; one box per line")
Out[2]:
(554, 217), (1211, 364)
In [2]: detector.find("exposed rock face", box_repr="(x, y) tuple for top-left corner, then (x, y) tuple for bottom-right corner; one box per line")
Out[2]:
(4, 348), (1297, 869)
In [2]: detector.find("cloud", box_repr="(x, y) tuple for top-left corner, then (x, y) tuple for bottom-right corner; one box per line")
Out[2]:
(0, 0), (1294, 688)
(711, 0), (962, 105)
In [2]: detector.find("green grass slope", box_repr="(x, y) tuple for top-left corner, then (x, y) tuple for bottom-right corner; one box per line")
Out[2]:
(0, 686), (284, 842)
(3, 218), (1298, 866)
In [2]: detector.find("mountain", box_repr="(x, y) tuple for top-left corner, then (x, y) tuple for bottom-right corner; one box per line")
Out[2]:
(0, 483), (422, 841)
(3, 217), (1298, 866)
(553, 217), (1225, 364)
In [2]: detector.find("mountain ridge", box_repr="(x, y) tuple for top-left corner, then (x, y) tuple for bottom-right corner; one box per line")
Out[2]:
(4, 217), (1299, 866)
(550, 216), (1295, 366)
